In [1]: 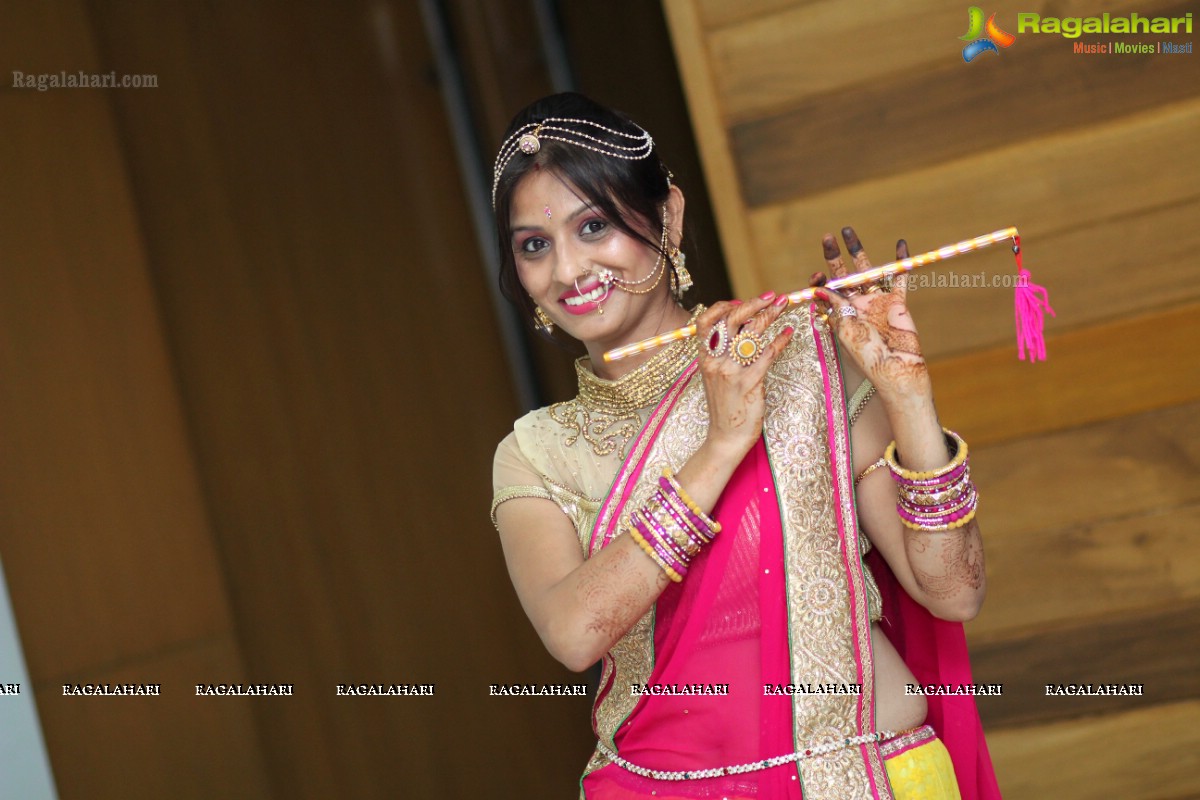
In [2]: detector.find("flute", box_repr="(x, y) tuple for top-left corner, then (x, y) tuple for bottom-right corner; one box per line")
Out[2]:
(603, 227), (1021, 362)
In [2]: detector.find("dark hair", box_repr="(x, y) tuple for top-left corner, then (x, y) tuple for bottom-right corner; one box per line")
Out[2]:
(492, 93), (675, 331)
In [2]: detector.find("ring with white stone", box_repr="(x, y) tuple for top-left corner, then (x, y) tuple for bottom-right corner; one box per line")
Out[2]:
(839, 306), (859, 318)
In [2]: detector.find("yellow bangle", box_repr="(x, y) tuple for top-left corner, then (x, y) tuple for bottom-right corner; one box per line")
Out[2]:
(884, 429), (969, 481)
(661, 469), (722, 534)
(628, 524), (684, 582)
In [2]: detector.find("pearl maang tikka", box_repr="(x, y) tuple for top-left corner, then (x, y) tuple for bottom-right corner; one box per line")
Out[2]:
(492, 117), (655, 207)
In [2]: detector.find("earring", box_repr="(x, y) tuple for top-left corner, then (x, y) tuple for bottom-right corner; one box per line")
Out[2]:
(533, 306), (554, 334)
(669, 246), (692, 298)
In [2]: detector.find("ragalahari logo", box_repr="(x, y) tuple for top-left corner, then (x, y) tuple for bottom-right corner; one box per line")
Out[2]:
(960, 7), (1017, 61)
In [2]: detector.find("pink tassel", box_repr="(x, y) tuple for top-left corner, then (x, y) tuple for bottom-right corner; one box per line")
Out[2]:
(1012, 235), (1054, 361)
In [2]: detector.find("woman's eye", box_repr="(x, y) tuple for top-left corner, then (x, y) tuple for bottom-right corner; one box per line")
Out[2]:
(581, 219), (607, 236)
(520, 237), (549, 254)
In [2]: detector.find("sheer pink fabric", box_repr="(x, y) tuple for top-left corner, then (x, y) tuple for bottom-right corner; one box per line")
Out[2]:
(577, 328), (1001, 798)
(583, 441), (802, 798)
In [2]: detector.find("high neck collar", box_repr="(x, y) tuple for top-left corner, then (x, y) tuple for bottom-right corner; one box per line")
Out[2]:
(574, 307), (702, 415)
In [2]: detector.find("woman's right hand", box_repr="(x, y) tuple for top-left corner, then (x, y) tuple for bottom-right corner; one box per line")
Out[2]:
(694, 293), (796, 459)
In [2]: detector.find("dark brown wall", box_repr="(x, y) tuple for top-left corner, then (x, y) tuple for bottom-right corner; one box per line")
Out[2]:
(2, 0), (637, 796)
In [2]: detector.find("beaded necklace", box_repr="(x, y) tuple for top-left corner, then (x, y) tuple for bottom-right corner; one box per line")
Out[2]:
(549, 308), (701, 459)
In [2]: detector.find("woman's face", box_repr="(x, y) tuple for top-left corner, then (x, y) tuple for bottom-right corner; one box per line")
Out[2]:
(508, 168), (682, 355)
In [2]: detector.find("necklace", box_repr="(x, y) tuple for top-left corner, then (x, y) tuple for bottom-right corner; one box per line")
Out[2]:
(549, 308), (701, 458)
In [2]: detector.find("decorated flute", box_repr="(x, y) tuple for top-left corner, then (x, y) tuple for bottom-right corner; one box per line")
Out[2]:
(603, 226), (1052, 363)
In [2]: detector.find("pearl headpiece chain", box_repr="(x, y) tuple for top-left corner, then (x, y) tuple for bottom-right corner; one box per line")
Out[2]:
(491, 117), (655, 206)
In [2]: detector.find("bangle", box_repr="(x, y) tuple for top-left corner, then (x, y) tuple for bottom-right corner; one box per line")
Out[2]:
(652, 491), (707, 556)
(885, 429), (968, 482)
(656, 489), (714, 547)
(628, 521), (685, 582)
(898, 501), (978, 531)
(886, 429), (981, 531)
(636, 506), (692, 565)
(898, 486), (977, 523)
(624, 470), (725, 583)
(855, 457), (887, 487)
(660, 470), (722, 536)
(898, 479), (971, 506)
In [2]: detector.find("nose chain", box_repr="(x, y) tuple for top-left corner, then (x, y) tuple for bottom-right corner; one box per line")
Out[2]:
(586, 207), (670, 298)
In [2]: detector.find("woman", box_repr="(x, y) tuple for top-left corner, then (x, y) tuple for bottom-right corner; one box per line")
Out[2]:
(490, 93), (1001, 800)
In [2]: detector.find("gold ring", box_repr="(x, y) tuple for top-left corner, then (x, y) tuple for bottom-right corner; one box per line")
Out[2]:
(706, 320), (730, 358)
(729, 330), (765, 366)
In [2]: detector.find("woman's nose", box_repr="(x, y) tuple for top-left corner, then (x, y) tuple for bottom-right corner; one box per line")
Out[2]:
(552, 241), (586, 285)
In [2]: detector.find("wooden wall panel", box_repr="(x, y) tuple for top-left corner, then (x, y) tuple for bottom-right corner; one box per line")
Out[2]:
(0, 0), (271, 796)
(664, 0), (1200, 795)
(930, 304), (1200, 446)
(987, 700), (1200, 799)
(965, 403), (1200, 640)
(748, 99), (1200, 356)
(732, 1), (1195, 205)
(709, 0), (1158, 124)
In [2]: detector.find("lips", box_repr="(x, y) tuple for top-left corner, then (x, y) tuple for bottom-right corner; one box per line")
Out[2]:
(559, 279), (609, 316)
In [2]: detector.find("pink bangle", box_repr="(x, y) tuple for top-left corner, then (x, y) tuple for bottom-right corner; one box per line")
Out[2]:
(628, 520), (685, 582)
(659, 471), (721, 537)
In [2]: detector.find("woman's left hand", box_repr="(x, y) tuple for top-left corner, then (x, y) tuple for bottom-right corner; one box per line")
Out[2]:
(810, 227), (932, 404)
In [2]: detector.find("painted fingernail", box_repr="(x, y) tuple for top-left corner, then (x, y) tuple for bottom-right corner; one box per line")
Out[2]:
(773, 294), (789, 307)
(730, 299), (743, 305)
(782, 326), (795, 335)
(759, 291), (776, 301)
(842, 226), (863, 255)
(814, 289), (830, 302)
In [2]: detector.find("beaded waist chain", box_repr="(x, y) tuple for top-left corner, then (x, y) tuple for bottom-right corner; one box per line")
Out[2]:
(595, 730), (899, 781)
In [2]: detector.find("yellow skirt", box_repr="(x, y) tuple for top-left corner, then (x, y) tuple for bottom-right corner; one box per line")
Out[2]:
(882, 726), (961, 800)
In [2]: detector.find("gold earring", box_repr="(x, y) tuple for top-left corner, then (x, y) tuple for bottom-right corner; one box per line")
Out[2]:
(669, 246), (692, 298)
(533, 306), (554, 334)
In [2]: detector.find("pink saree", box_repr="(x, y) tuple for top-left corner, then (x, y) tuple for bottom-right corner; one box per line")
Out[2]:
(579, 309), (1000, 799)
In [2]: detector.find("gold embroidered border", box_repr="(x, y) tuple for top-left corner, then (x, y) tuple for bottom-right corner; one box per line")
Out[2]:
(583, 369), (709, 773)
(489, 485), (552, 527)
(815, 322), (891, 797)
(761, 308), (890, 798)
(880, 725), (936, 758)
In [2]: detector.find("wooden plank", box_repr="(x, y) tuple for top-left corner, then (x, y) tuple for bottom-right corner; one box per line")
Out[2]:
(696, 0), (811, 30)
(967, 402), (1200, 548)
(744, 99), (1200, 338)
(970, 599), (1200, 728)
(929, 303), (1200, 447)
(708, 0), (1161, 124)
(908, 197), (1200, 361)
(732, 0), (1199, 206)
(968, 502), (1200, 641)
(663, 0), (765, 288)
(987, 700), (1200, 798)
